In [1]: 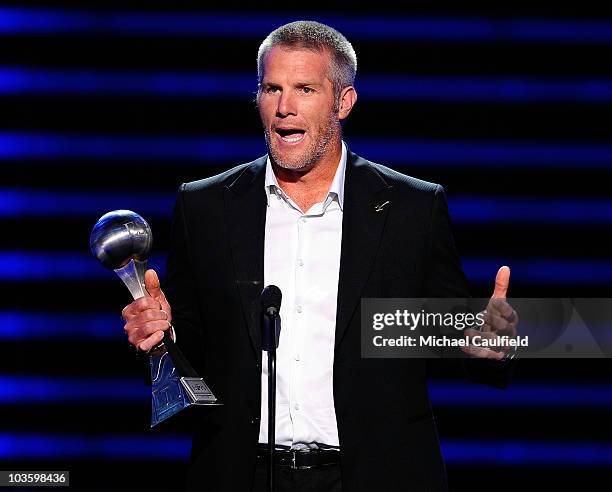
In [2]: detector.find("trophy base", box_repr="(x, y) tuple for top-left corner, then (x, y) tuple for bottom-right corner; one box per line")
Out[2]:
(150, 350), (220, 428)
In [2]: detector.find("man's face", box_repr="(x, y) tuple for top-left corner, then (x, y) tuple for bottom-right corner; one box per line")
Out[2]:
(258, 46), (341, 172)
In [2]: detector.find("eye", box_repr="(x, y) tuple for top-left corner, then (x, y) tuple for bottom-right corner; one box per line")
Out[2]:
(302, 87), (314, 94)
(263, 85), (279, 94)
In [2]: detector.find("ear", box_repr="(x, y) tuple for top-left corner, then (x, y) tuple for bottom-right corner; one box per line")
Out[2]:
(338, 86), (357, 120)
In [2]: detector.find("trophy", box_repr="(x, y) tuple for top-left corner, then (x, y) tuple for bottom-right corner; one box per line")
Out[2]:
(90, 210), (219, 427)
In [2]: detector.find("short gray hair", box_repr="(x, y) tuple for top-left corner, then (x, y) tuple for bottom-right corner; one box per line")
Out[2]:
(257, 20), (357, 99)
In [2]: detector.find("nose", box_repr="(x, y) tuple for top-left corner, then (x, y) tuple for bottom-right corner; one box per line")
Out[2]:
(276, 90), (297, 118)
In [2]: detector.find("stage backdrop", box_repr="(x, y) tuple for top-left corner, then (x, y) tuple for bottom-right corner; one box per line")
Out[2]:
(1, 2), (611, 490)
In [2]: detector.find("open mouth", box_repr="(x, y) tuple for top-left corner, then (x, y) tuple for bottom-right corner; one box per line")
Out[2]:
(275, 127), (306, 144)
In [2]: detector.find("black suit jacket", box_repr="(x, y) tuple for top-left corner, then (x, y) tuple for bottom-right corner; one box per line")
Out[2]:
(164, 149), (509, 491)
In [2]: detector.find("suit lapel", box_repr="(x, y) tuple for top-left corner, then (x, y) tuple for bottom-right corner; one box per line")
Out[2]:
(335, 151), (393, 348)
(224, 157), (267, 360)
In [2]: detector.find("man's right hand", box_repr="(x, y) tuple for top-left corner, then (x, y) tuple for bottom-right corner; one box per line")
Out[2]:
(121, 269), (173, 353)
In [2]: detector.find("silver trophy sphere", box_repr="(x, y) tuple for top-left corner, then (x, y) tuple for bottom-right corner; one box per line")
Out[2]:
(90, 210), (153, 299)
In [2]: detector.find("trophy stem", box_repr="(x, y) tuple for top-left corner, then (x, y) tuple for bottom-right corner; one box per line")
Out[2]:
(114, 259), (148, 299)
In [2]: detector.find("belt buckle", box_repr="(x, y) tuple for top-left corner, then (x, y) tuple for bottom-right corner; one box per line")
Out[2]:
(291, 449), (315, 470)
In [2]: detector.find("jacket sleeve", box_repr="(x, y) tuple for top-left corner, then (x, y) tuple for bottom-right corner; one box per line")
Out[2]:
(163, 184), (206, 375)
(424, 185), (470, 297)
(425, 185), (515, 388)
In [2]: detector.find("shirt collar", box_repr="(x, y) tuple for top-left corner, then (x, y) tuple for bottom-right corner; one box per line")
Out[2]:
(264, 141), (347, 210)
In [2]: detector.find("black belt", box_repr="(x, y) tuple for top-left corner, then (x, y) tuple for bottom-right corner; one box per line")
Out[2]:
(256, 445), (341, 470)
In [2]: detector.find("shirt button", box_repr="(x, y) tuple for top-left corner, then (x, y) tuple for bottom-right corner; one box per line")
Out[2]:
(297, 259), (304, 267)
(296, 305), (303, 313)
(294, 403), (300, 410)
(295, 354), (300, 361)
(300, 218), (306, 223)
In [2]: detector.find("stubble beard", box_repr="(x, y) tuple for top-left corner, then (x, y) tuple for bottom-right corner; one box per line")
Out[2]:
(264, 111), (341, 173)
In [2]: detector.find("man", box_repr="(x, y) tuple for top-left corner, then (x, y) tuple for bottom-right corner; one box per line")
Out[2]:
(122, 21), (516, 491)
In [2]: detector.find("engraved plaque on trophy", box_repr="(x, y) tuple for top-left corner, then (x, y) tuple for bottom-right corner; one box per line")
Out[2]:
(90, 210), (220, 427)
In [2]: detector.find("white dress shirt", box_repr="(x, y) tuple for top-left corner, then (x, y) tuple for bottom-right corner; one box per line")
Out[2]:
(258, 142), (347, 448)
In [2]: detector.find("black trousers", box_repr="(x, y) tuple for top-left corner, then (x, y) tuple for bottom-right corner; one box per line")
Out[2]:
(252, 462), (342, 492)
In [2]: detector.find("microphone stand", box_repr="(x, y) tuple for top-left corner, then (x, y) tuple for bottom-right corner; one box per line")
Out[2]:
(263, 310), (278, 492)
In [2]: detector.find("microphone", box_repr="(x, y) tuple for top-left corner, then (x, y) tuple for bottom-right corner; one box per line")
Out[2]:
(261, 285), (282, 351)
(261, 285), (282, 316)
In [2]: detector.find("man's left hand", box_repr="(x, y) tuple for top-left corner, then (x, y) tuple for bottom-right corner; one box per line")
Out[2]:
(461, 266), (518, 360)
